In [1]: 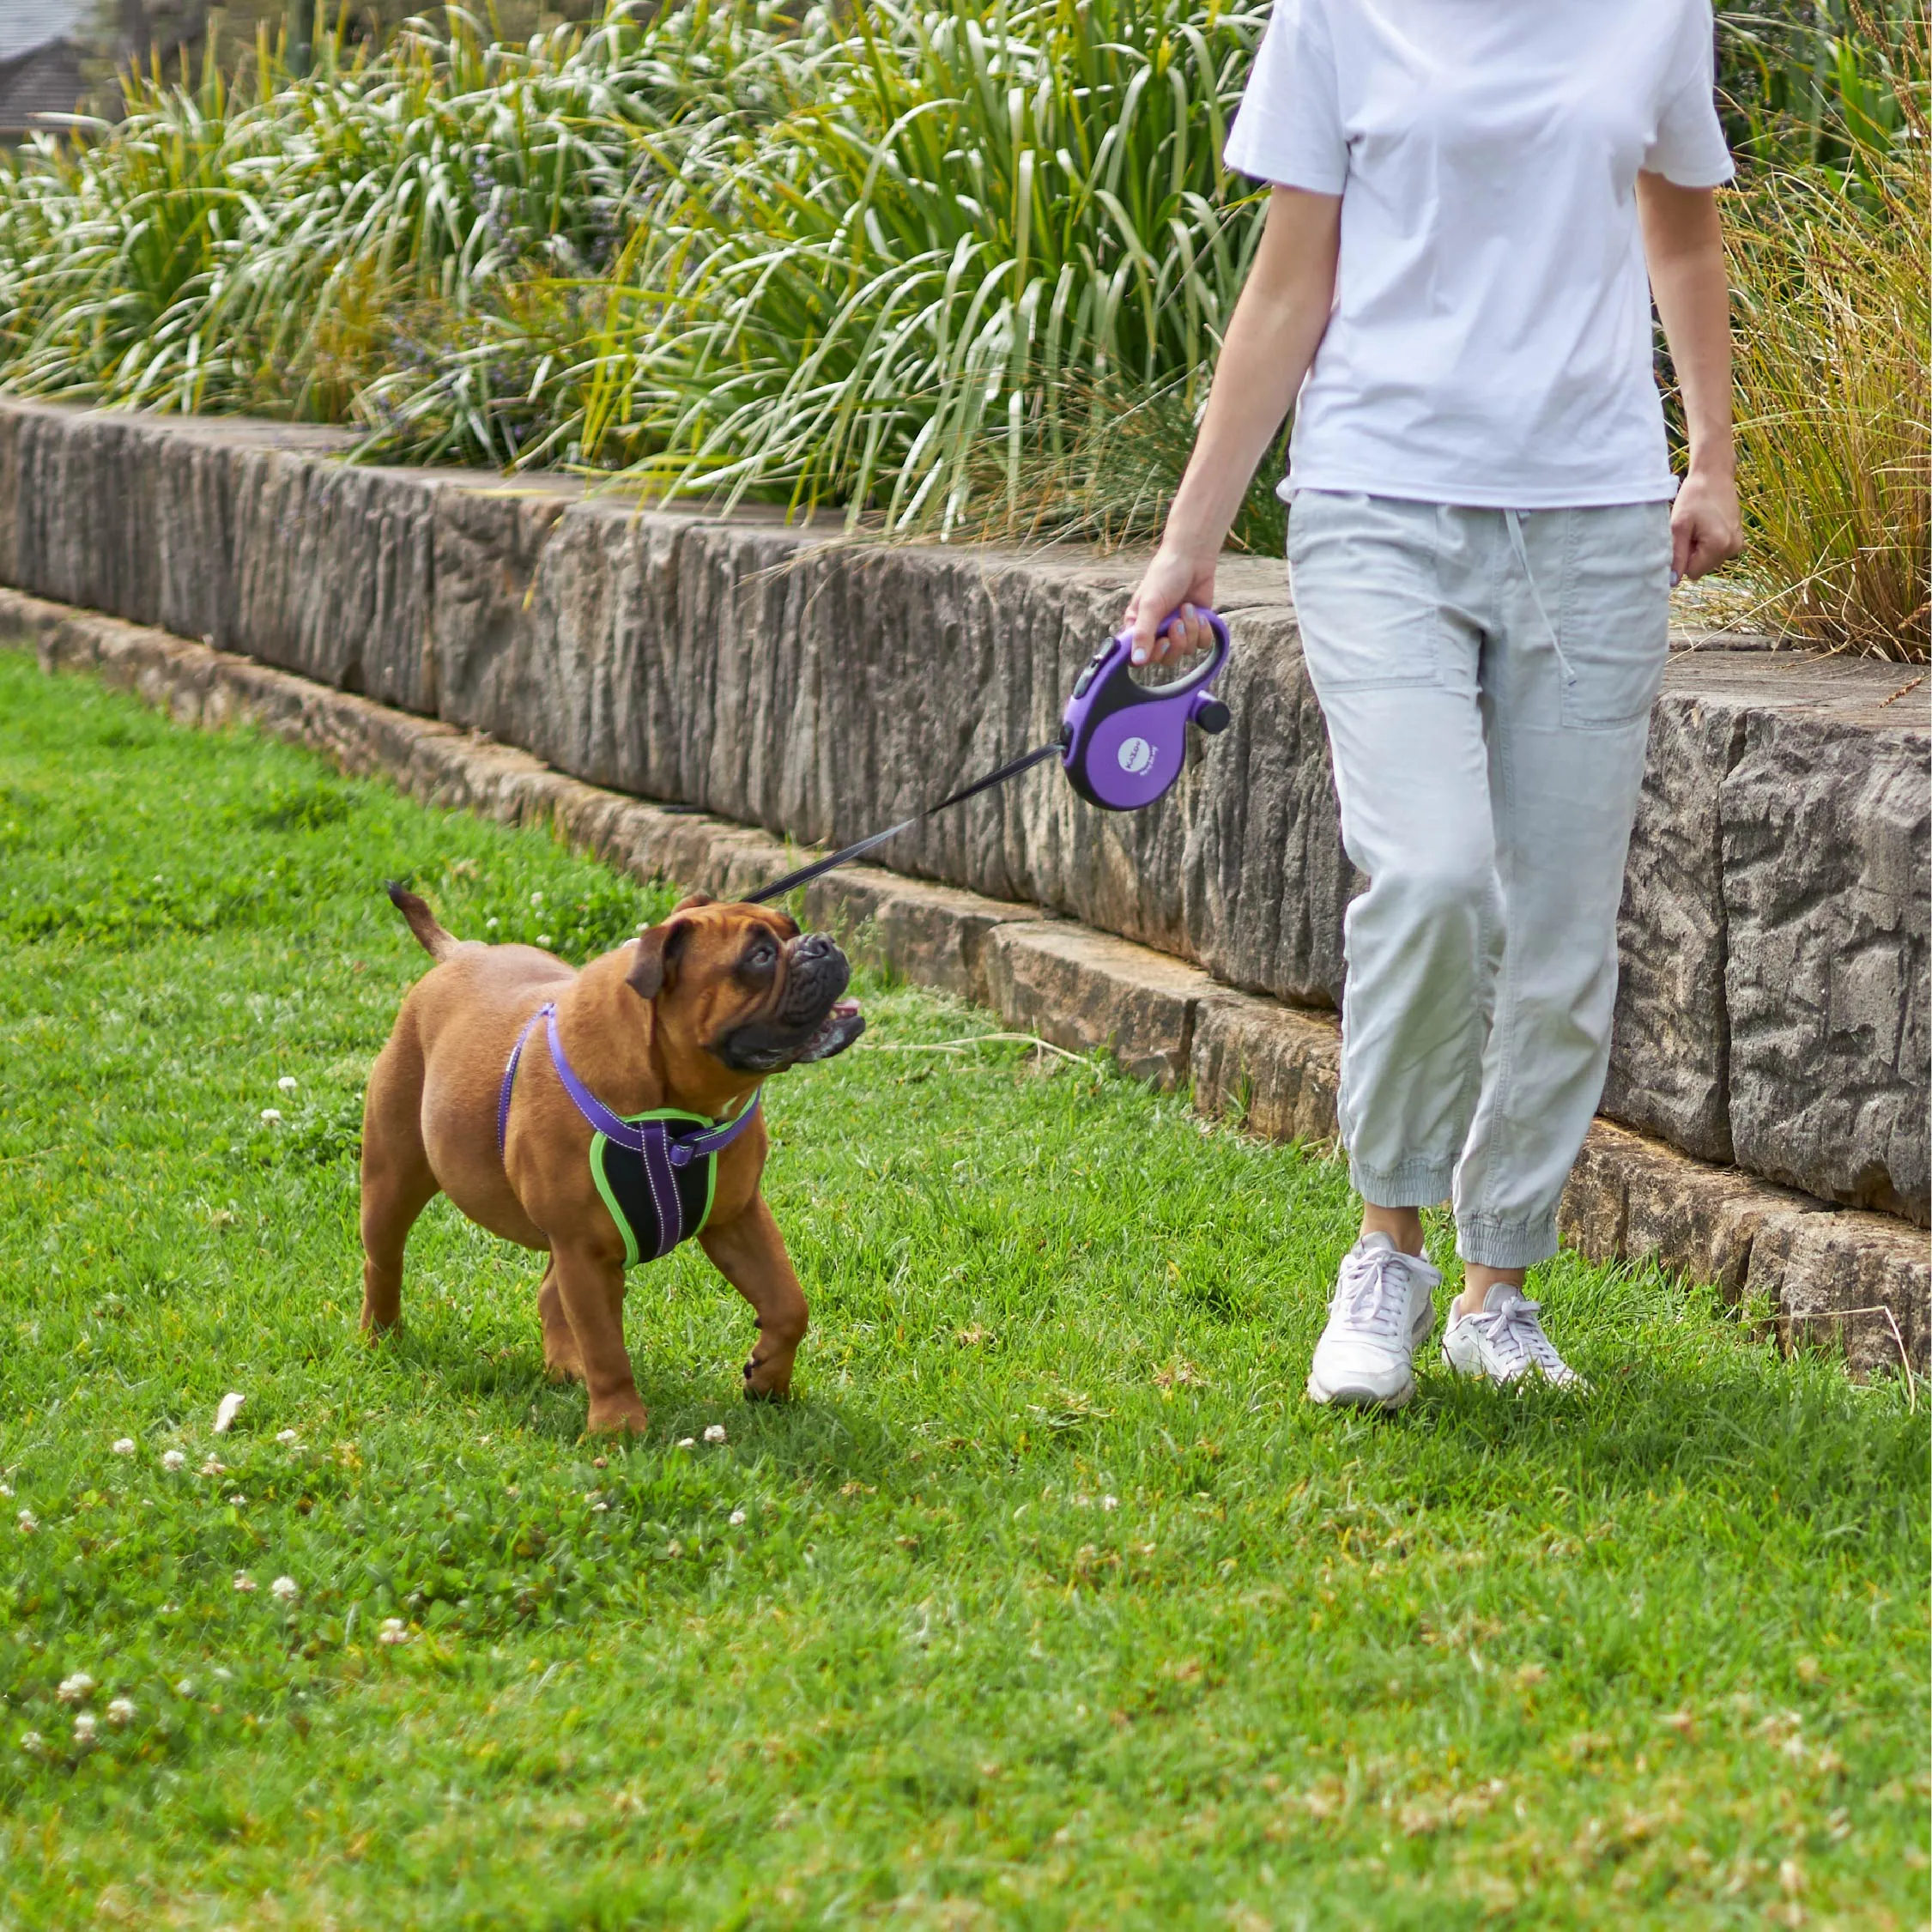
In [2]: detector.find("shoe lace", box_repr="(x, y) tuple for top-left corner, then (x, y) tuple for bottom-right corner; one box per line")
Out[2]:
(1470, 1295), (1572, 1381)
(1333, 1249), (1415, 1344)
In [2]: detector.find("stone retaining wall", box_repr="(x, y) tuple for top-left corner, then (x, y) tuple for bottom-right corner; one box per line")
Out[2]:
(1, 397), (1925, 1229)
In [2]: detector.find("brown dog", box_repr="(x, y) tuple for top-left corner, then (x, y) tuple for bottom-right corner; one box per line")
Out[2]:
(360, 886), (864, 1433)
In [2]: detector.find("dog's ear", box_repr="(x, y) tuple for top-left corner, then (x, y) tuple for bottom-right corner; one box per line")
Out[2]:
(627, 916), (694, 1001)
(670, 891), (715, 913)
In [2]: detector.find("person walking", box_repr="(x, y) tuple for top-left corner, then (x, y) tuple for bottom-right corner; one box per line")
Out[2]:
(1125, 0), (1744, 1406)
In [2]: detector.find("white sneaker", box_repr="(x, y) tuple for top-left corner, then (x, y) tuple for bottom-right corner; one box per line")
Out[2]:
(1306, 1233), (1442, 1410)
(1441, 1283), (1584, 1389)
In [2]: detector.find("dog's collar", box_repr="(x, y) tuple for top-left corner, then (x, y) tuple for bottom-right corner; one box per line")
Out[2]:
(497, 1002), (761, 1262)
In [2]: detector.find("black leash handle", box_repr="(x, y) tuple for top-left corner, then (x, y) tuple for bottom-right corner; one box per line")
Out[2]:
(745, 741), (1062, 905)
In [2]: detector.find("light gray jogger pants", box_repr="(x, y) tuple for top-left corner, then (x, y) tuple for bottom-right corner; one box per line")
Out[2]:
(1287, 490), (1673, 1269)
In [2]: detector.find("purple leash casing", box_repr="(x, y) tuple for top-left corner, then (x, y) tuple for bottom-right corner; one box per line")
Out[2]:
(1059, 612), (1232, 812)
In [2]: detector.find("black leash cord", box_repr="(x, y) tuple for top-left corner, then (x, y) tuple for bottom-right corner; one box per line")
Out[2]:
(745, 741), (1062, 905)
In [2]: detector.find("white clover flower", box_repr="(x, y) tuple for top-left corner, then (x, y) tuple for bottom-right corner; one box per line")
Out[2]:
(227, 1493), (245, 1506)
(270, 1576), (299, 1602)
(161, 1450), (185, 1472)
(1101, 1495), (1120, 1511)
(19, 1730), (44, 1755)
(71, 1713), (96, 1743)
(175, 1679), (196, 1697)
(111, 1438), (136, 1457)
(276, 1429), (300, 1445)
(536, 934), (553, 948)
(703, 1424), (727, 1444)
(213, 1392), (245, 1433)
(378, 1618), (409, 1646)
(106, 1699), (135, 1728)
(233, 1572), (257, 1593)
(530, 891), (544, 905)
(16, 1510), (37, 1534)
(210, 1667), (233, 1682)
(676, 1438), (696, 1449)
(591, 1502), (609, 1514)
(57, 1673), (94, 1704)
(259, 1108), (283, 1125)
(485, 917), (500, 930)
(728, 1510), (747, 1526)
(277, 1075), (298, 1093)
(0, 1483), (10, 1497)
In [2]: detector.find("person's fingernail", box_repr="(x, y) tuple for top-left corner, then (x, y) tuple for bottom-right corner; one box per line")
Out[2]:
(1131, 647), (1146, 664)
(1181, 602), (1196, 620)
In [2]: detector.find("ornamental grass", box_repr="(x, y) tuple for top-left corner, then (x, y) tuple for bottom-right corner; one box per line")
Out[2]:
(1721, 10), (1929, 658)
(0, 0), (1923, 648)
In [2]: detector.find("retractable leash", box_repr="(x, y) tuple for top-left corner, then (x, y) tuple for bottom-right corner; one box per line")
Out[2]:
(746, 609), (1232, 904)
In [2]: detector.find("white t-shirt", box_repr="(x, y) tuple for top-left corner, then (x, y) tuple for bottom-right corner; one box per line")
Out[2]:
(1223, 0), (1735, 508)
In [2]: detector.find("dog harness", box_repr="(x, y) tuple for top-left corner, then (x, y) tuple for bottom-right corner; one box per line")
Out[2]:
(497, 1003), (762, 1269)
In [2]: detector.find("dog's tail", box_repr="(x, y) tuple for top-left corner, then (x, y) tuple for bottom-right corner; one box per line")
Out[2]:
(386, 881), (460, 962)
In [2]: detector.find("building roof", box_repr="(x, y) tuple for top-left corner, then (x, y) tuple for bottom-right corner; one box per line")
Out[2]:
(0, 0), (89, 65)
(0, 35), (84, 134)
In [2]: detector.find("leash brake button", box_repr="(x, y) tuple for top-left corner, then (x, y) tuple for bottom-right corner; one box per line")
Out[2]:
(1192, 698), (1231, 736)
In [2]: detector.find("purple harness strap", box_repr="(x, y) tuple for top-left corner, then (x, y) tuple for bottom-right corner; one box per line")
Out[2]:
(497, 1002), (762, 1262)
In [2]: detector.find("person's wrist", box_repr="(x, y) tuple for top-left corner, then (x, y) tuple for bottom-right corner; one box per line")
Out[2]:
(1153, 532), (1218, 577)
(1683, 445), (1737, 486)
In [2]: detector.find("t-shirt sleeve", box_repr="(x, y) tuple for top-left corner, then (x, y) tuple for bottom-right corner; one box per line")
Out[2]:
(1222, 0), (1348, 194)
(1644, 1), (1735, 186)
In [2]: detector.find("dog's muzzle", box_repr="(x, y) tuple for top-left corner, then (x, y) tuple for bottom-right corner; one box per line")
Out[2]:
(716, 933), (865, 1072)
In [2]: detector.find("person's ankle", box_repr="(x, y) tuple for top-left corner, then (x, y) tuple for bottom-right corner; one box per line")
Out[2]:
(1360, 1205), (1426, 1257)
(1455, 1265), (1525, 1318)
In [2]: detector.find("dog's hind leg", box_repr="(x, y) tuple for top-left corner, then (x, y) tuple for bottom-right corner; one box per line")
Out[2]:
(360, 1156), (437, 1335)
(359, 1031), (439, 1335)
(699, 1197), (809, 1401)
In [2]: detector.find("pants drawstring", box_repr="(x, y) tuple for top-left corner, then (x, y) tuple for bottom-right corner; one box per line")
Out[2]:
(1504, 508), (1577, 689)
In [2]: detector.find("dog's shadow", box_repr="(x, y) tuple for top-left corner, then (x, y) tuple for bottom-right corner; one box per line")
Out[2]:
(371, 1318), (891, 1475)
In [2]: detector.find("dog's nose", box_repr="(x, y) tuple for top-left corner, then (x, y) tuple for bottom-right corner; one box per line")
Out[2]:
(792, 933), (839, 966)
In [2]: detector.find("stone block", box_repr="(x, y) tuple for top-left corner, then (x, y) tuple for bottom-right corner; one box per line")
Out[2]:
(1747, 1208), (1930, 1377)
(1189, 988), (1341, 1147)
(1558, 1117), (1824, 1300)
(233, 449), (439, 712)
(1722, 701), (1929, 1223)
(1603, 687), (1742, 1161)
(982, 921), (1215, 1087)
(805, 867), (1046, 1007)
(428, 475), (581, 744)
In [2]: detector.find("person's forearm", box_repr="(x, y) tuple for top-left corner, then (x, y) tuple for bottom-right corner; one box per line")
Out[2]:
(1639, 179), (1733, 478)
(1161, 188), (1341, 560)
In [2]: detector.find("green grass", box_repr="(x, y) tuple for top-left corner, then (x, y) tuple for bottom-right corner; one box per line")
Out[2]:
(0, 646), (1924, 1929)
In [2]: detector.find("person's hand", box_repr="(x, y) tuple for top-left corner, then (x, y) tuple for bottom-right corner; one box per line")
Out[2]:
(1670, 467), (1743, 583)
(1123, 546), (1218, 665)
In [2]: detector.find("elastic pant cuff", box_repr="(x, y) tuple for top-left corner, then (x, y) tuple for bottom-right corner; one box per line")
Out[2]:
(1350, 1155), (1456, 1210)
(1457, 1213), (1560, 1270)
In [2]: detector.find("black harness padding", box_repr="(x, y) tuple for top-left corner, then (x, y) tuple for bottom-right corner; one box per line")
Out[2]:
(589, 1111), (719, 1269)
